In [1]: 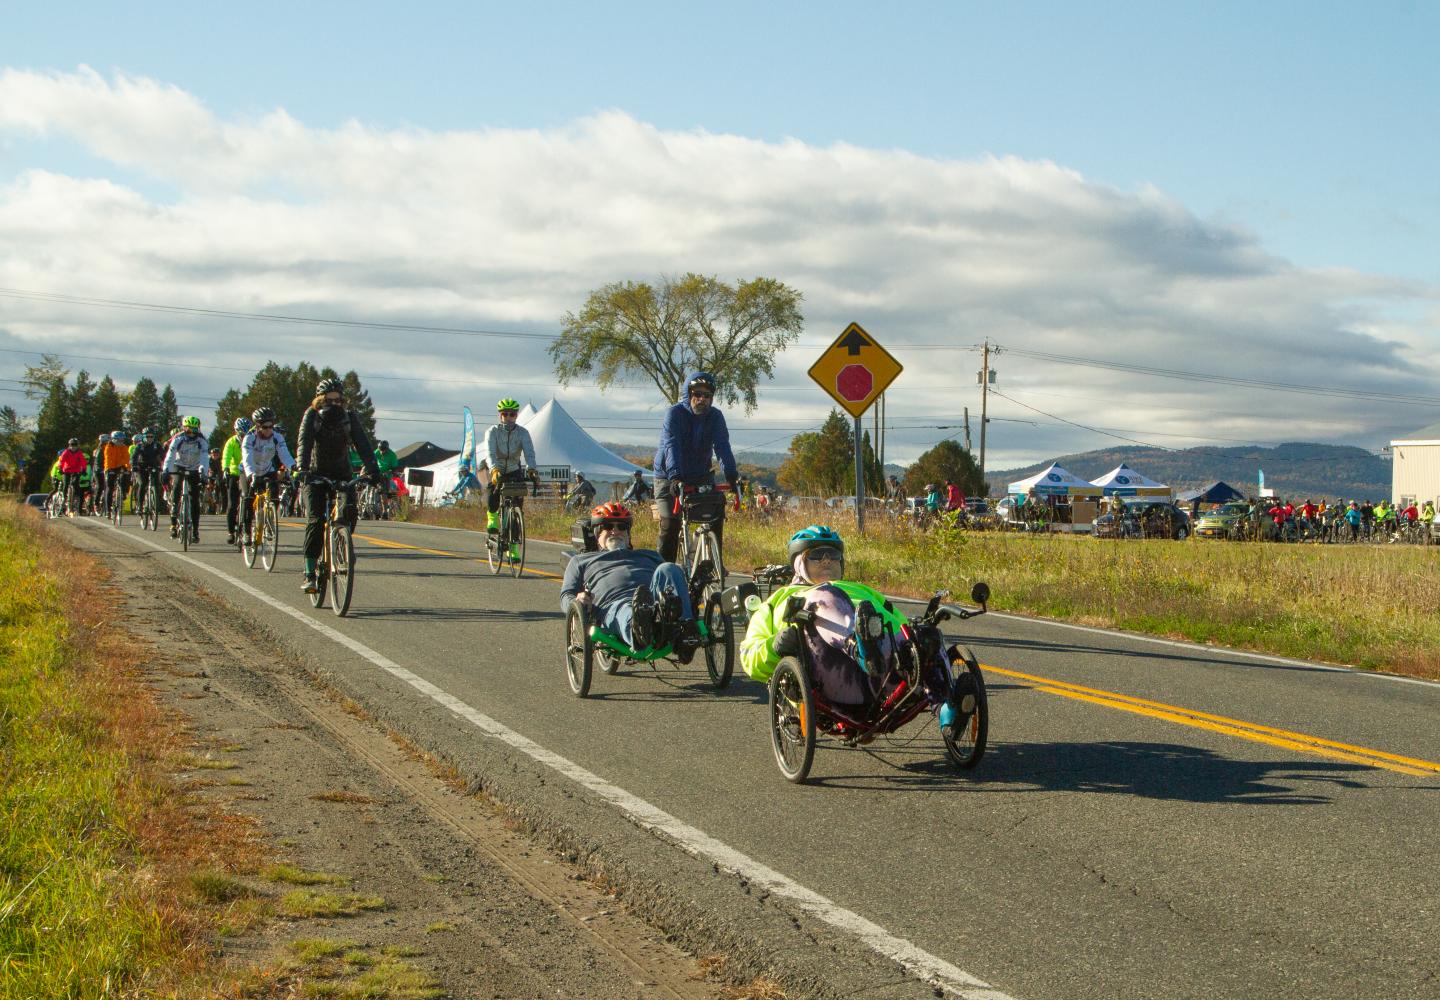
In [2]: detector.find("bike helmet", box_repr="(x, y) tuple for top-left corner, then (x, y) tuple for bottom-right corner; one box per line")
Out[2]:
(182, 415), (201, 431)
(234, 416), (253, 434)
(316, 377), (344, 397)
(686, 372), (717, 395)
(378, 440), (389, 450)
(67, 437), (79, 447)
(141, 426), (154, 437)
(98, 433), (110, 443)
(496, 398), (519, 412)
(590, 502), (633, 529)
(209, 448), (220, 458)
(787, 524), (844, 561)
(251, 406), (276, 425)
(110, 430), (128, 445)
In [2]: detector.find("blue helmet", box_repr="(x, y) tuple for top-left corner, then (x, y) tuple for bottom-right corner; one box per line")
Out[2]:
(787, 524), (844, 561)
(234, 416), (253, 434)
(685, 371), (717, 398)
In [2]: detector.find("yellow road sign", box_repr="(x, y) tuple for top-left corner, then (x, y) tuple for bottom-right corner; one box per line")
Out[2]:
(807, 322), (902, 418)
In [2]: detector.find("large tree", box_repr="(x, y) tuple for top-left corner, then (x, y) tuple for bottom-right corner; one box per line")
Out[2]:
(125, 376), (165, 434)
(215, 362), (372, 443)
(777, 409), (883, 497)
(342, 370), (377, 441)
(22, 358), (72, 490)
(0, 406), (32, 485)
(902, 439), (986, 497)
(159, 385), (180, 434)
(91, 375), (125, 436)
(550, 273), (803, 412)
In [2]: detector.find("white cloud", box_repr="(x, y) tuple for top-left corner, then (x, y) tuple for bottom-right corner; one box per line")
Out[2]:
(0, 66), (1436, 470)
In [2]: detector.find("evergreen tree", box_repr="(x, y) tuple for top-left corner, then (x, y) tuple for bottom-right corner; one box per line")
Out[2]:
(0, 406), (32, 486)
(92, 376), (125, 436)
(125, 376), (164, 434)
(215, 389), (246, 437)
(25, 376), (71, 491)
(70, 371), (98, 445)
(778, 410), (856, 496)
(160, 385), (181, 435)
(342, 370), (377, 441)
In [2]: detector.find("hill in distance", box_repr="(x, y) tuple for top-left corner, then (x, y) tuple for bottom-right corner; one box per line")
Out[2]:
(990, 442), (1389, 501)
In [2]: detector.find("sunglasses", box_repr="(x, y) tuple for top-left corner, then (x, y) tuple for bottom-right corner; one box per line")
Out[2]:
(259, 423), (275, 431)
(804, 547), (842, 563)
(500, 409), (518, 416)
(689, 391), (713, 400)
(598, 522), (631, 533)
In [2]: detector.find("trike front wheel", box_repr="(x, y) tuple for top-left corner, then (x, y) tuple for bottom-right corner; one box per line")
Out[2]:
(769, 656), (815, 783)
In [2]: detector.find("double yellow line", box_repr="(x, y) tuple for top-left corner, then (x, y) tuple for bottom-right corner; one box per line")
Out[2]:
(289, 522), (1440, 778)
(984, 665), (1440, 777)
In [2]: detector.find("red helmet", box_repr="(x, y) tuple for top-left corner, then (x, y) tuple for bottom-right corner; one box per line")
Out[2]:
(590, 502), (633, 528)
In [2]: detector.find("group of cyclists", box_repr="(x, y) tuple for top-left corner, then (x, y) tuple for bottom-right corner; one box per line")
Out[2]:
(1245, 496), (1436, 543)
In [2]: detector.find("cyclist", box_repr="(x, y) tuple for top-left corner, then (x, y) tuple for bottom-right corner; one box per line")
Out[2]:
(1421, 500), (1436, 533)
(131, 429), (165, 517)
(565, 470), (596, 513)
(91, 433), (110, 514)
(374, 439), (400, 517)
(653, 371), (739, 564)
(739, 525), (955, 722)
(163, 416), (210, 541)
(1344, 500), (1363, 541)
(622, 469), (652, 505)
(102, 429), (132, 514)
(56, 438), (88, 516)
(296, 377), (381, 593)
(222, 417), (252, 544)
(559, 502), (702, 661)
(482, 399), (537, 536)
(240, 407), (294, 541)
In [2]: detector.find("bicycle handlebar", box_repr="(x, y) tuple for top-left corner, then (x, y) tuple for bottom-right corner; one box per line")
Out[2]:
(671, 482), (737, 516)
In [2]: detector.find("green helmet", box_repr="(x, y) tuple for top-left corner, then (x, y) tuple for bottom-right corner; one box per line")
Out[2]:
(497, 398), (520, 413)
(182, 415), (201, 430)
(787, 524), (844, 561)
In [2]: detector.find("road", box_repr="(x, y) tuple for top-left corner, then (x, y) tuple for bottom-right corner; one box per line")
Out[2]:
(61, 513), (1440, 1000)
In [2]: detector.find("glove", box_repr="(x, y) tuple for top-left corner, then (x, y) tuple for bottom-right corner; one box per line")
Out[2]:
(726, 475), (740, 494)
(773, 627), (802, 658)
(668, 477), (686, 496)
(490, 468), (502, 486)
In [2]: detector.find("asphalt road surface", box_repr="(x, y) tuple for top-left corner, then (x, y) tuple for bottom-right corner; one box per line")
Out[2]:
(63, 513), (1440, 1000)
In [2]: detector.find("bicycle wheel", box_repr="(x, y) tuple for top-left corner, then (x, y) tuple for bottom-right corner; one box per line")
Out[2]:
(508, 506), (526, 577)
(701, 593), (734, 689)
(179, 481), (191, 552)
(241, 510), (258, 568)
(329, 523), (354, 617)
(111, 486), (123, 527)
(565, 603), (594, 697)
(769, 657), (815, 783)
(486, 515), (502, 574)
(261, 504), (279, 571)
(941, 649), (988, 770)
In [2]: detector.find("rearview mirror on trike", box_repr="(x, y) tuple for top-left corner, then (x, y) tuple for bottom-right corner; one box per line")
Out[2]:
(970, 582), (990, 608)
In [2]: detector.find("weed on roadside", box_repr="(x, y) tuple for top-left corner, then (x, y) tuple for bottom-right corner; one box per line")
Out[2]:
(279, 889), (387, 919)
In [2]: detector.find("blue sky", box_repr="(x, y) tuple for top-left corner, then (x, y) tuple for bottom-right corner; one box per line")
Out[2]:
(1, 2), (1436, 467)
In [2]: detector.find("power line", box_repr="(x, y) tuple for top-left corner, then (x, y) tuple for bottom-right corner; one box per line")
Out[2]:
(988, 389), (1172, 451)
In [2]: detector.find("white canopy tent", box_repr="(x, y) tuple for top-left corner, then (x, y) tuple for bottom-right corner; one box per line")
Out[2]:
(1009, 463), (1102, 497)
(517, 402), (537, 425)
(1090, 463), (1171, 497)
(524, 398), (648, 483)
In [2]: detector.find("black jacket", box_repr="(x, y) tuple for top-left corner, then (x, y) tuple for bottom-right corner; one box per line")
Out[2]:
(297, 406), (379, 481)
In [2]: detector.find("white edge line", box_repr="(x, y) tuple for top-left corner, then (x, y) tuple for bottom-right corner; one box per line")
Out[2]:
(80, 519), (1017, 1000)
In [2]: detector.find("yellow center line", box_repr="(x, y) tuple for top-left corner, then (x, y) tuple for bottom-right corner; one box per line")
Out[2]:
(984, 664), (1440, 777)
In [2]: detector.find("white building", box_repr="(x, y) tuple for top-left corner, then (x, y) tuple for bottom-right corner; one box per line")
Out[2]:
(1390, 420), (1440, 505)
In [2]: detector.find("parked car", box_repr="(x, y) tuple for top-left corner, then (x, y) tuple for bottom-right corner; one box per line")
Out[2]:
(964, 497), (990, 515)
(21, 493), (49, 509)
(1193, 502), (1249, 539)
(1094, 499), (1192, 540)
(994, 495), (1023, 527)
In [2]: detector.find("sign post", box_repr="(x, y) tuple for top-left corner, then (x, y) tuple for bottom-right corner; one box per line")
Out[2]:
(808, 322), (903, 533)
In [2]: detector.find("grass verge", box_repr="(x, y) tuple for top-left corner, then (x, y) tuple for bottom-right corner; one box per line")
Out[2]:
(407, 499), (1440, 678)
(0, 505), (268, 997)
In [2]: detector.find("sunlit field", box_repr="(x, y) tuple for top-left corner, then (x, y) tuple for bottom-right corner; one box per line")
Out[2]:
(407, 500), (1440, 679)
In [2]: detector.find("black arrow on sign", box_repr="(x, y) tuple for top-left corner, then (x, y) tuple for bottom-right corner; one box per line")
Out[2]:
(838, 328), (871, 355)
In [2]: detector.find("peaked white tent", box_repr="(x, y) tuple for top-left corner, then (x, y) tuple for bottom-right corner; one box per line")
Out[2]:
(1091, 463), (1171, 497)
(409, 451), (478, 503)
(1009, 463), (1102, 497)
(517, 402), (537, 425)
(524, 398), (647, 483)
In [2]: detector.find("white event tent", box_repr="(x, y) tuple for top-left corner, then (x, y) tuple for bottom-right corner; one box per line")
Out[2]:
(410, 398), (646, 504)
(1090, 463), (1171, 497)
(1008, 463), (1102, 497)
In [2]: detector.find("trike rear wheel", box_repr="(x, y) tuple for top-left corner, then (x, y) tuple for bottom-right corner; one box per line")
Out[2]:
(942, 651), (988, 770)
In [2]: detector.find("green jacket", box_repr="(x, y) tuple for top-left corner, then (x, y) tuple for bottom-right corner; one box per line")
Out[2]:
(739, 579), (908, 684)
(222, 435), (244, 475)
(375, 449), (398, 475)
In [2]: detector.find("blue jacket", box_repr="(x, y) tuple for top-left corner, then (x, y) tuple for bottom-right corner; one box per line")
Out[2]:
(653, 399), (737, 482)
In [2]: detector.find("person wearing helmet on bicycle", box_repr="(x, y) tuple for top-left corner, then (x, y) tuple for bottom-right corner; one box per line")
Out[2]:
(102, 430), (132, 514)
(565, 470), (597, 513)
(740, 525), (919, 709)
(560, 502), (703, 660)
(240, 406), (294, 541)
(483, 399), (538, 535)
(222, 416), (252, 544)
(297, 377), (381, 593)
(56, 437), (88, 516)
(654, 371), (739, 564)
(131, 428), (165, 519)
(163, 417), (210, 540)
(91, 434), (111, 514)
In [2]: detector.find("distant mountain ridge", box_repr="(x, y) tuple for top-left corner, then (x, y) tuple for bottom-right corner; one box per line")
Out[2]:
(990, 442), (1389, 500)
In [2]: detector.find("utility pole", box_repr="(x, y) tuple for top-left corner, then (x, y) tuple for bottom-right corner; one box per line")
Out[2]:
(978, 341), (992, 482)
(963, 406), (972, 452)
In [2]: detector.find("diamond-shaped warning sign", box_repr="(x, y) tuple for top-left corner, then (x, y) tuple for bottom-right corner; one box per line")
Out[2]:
(808, 322), (902, 418)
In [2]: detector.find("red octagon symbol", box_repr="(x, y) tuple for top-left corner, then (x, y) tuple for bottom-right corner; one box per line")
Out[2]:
(836, 364), (873, 402)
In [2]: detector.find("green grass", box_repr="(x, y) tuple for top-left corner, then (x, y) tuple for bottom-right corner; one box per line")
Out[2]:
(283, 938), (442, 999)
(279, 889), (387, 918)
(189, 871), (259, 904)
(410, 499), (1440, 677)
(266, 862), (351, 887)
(0, 509), (186, 998)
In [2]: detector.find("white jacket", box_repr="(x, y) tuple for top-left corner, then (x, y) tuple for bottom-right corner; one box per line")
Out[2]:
(241, 430), (295, 477)
(483, 422), (537, 475)
(163, 432), (210, 475)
